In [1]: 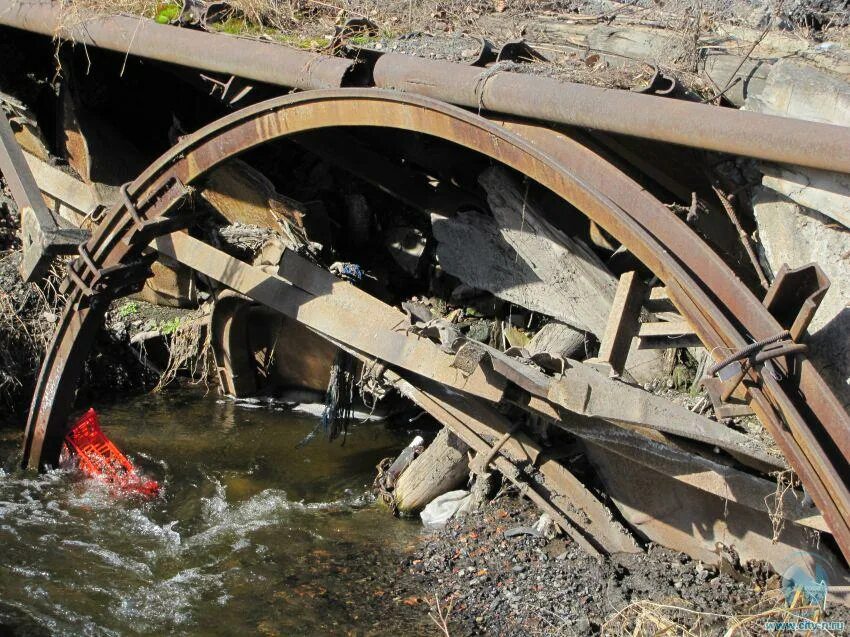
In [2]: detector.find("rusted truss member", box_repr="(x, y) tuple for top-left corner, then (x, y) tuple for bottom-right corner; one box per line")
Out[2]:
(20, 91), (850, 566)
(2, 0), (850, 173)
(0, 107), (87, 280)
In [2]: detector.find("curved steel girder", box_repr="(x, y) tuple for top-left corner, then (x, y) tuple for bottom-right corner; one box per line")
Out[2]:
(22, 89), (850, 562)
(210, 291), (257, 397)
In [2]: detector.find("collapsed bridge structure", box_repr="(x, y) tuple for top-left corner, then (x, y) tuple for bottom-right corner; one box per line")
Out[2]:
(1, 0), (850, 603)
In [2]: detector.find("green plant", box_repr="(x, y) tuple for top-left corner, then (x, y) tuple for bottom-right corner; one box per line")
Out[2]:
(154, 1), (180, 24)
(160, 317), (181, 335)
(117, 301), (139, 318)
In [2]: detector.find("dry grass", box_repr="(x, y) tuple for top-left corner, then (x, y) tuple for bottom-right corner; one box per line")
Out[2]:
(602, 591), (830, 637)
(0, 256), (67, 410)
(54, 0), (575, 47)
(427, 589), (455, 637)
(154, 308), (212, 391)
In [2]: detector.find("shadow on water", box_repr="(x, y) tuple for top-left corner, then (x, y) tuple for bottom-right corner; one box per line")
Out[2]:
(0, 389), (430, 636)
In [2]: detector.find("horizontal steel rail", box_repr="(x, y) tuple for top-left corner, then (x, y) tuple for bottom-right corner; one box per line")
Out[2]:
(0, 0), (356, 90)
(1, 0), (849, 173)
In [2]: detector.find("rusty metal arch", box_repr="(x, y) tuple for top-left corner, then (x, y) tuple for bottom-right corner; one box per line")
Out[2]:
(22, 88), (850, 561)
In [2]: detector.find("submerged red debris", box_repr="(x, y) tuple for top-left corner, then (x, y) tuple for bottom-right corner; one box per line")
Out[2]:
(64, 408), (159, 498)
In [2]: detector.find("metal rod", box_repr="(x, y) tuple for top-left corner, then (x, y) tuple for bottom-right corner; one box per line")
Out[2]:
(0, 0), (355, 90)
(372, 53), (850, 174)
(2, 1), (849, 173)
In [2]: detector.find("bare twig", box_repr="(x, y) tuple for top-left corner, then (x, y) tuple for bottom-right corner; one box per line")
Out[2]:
(428, 590), (454, 637)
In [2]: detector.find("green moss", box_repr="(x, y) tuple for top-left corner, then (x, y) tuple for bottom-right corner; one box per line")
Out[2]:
(154, 1), (180, 24)
(117, 301), (139, 318)
(209, 18), (329, 49)
(160, 317), (181, 335)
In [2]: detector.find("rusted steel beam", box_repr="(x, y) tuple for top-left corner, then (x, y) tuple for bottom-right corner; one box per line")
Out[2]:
(546, 360), (783, 473)
(387, 373), (607, 557)
(0, 108), (87, 280)
(583, 442), (850, 602)
(568, 418), (827, 533)
(0, 0), (356, 91)
(372, 53), (850, 174)
(20, 90), (850, 565)
(496, 117), (850, 552)
(151, 232), (505, 403)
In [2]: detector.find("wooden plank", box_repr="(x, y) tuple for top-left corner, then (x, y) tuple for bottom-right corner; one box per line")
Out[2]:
(23, 151), (101, 217)
(637, 319), (694, 337)
(597, 271), (645, 374)
(432, 166), (616, 335)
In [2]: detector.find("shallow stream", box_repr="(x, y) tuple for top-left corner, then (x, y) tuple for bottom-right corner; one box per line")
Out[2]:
(0, 390), (429, 636)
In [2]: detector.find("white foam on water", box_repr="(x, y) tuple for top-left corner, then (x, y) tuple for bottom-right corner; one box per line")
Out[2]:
(113, 567), (225, 631)
(60, 539), (154, 578)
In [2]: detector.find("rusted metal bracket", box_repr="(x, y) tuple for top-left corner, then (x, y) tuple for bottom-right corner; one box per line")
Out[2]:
(0, 107), (88, 281)
(703, 263), (829, 419)
(763, 262), (830, 342)
(66, 244), (157, 307)
(118, 179), (195, 246)
(55, 177), (194, 308)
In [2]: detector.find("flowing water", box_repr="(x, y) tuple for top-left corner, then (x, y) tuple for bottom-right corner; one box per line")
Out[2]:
(0, 390), (430, 636)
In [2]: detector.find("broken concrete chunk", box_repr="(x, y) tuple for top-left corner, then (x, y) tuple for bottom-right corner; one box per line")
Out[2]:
(746, 60), (850, 229)
(432, 167), (616, 336)
(746, 59), (850, 125)
(753, 186), (850, 409)
(760, 164), (850, 229)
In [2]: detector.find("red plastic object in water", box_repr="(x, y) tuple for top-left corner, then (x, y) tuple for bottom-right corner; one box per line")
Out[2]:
(65, 408), (160, 498)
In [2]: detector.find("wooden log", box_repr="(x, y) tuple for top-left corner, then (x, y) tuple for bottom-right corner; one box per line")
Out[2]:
(432, 166), (616, 336)
(528, 321), (586, 359)
(201, 159), (310, 233)
(394, 427), (470, 515)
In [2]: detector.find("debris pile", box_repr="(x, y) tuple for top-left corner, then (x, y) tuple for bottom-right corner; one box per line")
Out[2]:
(0, 0), (848, 625)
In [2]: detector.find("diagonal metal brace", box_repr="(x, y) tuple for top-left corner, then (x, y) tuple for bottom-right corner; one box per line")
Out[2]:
(0, 106), (89, 281)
